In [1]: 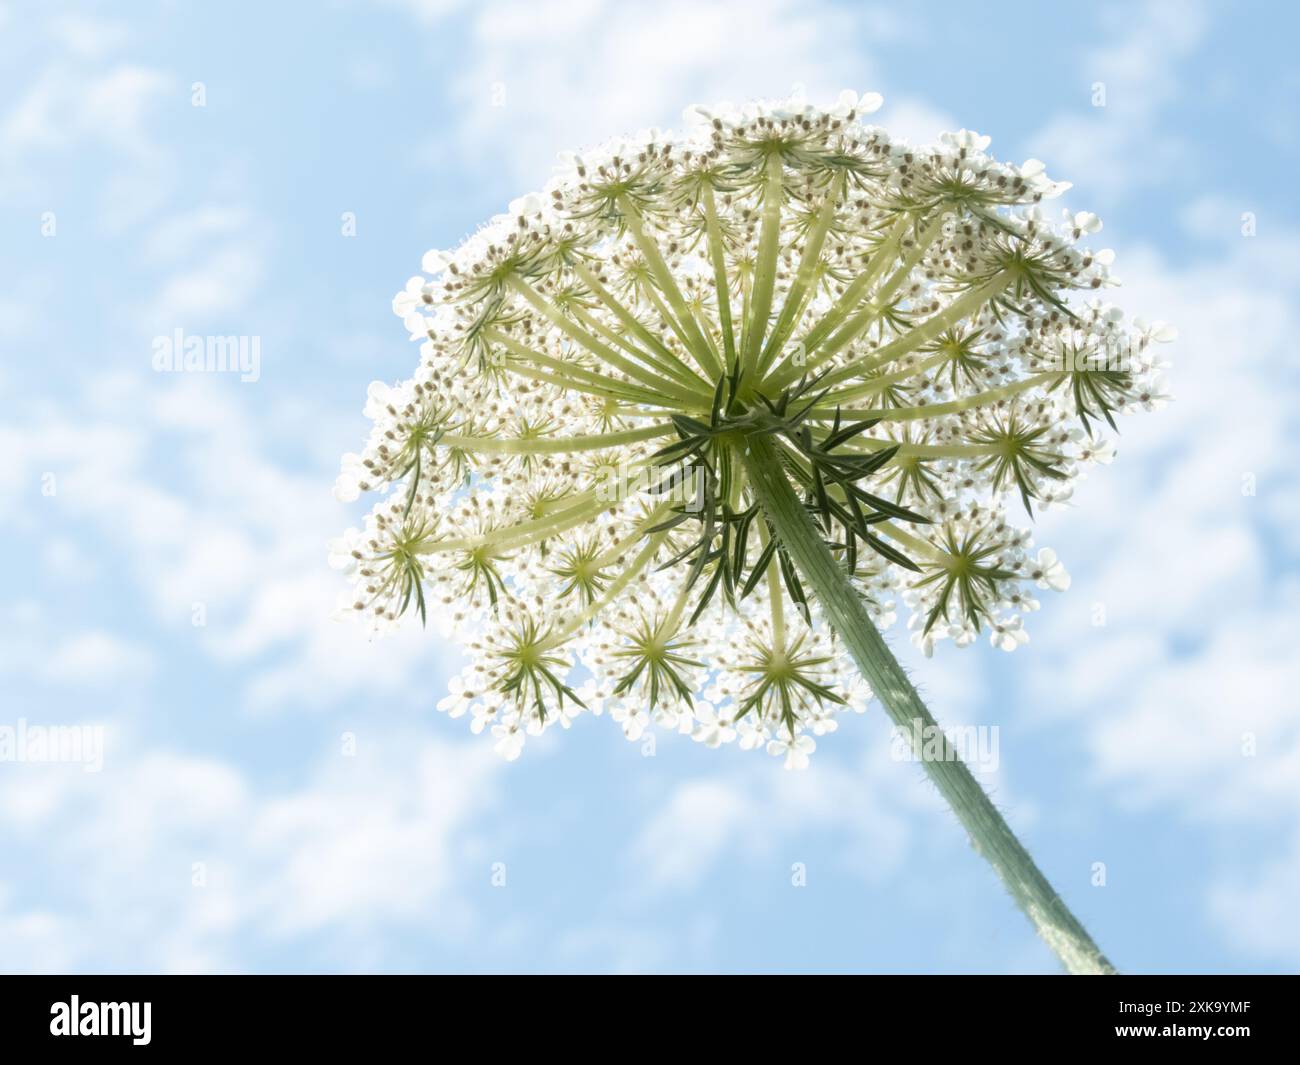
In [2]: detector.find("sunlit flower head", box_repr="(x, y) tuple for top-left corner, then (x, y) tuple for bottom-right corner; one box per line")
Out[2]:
(332, 90), (1173, 765)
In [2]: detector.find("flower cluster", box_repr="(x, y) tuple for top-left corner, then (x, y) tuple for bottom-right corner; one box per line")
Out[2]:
(332, 91), (1172, 765)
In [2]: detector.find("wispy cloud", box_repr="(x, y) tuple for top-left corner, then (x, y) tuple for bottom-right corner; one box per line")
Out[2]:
(1027, 0), (1210, 203)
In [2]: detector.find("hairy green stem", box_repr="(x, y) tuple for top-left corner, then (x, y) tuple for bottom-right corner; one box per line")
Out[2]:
(740, 431), (1117, 976)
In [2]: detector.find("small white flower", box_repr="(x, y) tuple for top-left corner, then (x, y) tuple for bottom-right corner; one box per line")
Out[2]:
(767, 734), (816, 770)
(691, 702), (735, 748)
(392, 275), (435, 318)
(989, 618), (1029, 652)
(1029, 548), (1070, 591)
(736, 715), (771, 751)
(1074, 434), (1115, 465)
(437, 674), (475, 719)
(1137, 374), (1171, 412)
(332, 452), (370, 503)
(1135, 318), (1178, 344)
(611, 701), (648, 741)
(327, 528), (363, 571)
(492, 721), (525, 762)
(470, 699), (500, 733)
(810, 712), (839, 736)
(942, 129), (992, 153)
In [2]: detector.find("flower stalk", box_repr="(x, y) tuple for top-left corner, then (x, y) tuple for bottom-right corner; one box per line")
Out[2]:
(740, 430), (1115, 975)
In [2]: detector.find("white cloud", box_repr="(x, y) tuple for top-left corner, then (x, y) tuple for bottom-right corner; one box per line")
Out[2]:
(81, 65), (173, 151)
(144, 246), (267, 324)
(0, 605), (154, 687)
(143, 205), (253, 263)
(44, 631), (155, 685)
(423, 0), (886, 185)
(0, 60), (170, 159)
(1179, 195), (1257, 245)
(0, 733), (503, 970)
(630, 779), (750, 891)
(49, 13), (131, 59)
(628, 730), (963, 896)
(1005, 217), (1300, 961)
(0, 15), (176, 226)
(0, 366), (452, 718)
(0, 885), (77, 973)
(874, 97), (958, 147)
(1209, 833), (1300, 962)
(1028, 0), (1209, 203)
(247, 738), (499, 937)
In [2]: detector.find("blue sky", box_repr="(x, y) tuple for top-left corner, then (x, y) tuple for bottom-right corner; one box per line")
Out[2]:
(1, 0), (1298, 974)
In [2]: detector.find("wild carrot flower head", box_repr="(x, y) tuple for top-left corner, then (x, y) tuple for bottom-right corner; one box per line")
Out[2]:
(332, 91), (1173, 765)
